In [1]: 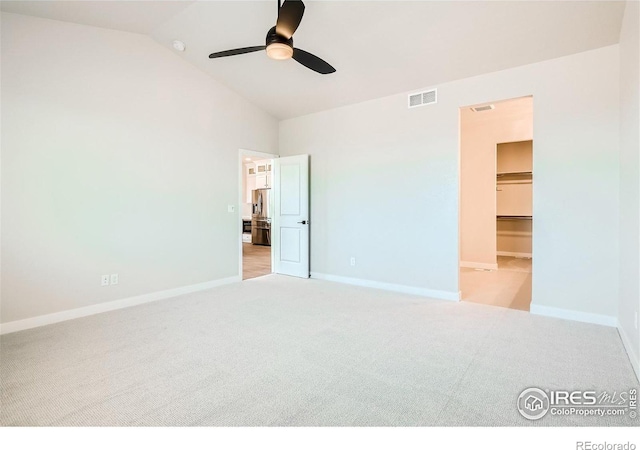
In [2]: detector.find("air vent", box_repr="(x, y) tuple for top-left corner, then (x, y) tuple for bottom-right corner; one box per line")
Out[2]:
(471, 104), (495, 112)
(408, 88), (437, 109)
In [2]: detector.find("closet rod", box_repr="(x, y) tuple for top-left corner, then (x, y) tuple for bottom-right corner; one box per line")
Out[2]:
(496, 215), (532, 220)
(496, 180), (532, 185)
(497, 171), (532, 177)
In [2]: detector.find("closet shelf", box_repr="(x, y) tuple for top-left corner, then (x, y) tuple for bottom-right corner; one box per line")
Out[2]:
(497, 171), (532, 177)
(497, 215), (532, 220)
(497, 180), (532, 185)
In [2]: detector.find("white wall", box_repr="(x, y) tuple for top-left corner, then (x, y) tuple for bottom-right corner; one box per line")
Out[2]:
(280, 45), (620, 319)
(0, 13), (278, 324)
(618, 0), (640, 377)
(460, 97), (533, 268)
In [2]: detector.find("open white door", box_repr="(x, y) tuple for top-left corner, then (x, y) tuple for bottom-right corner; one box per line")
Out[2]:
(272, 154), (309, 278)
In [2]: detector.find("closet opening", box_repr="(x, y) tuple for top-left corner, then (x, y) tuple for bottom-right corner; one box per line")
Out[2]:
(458, 96), (533, 311)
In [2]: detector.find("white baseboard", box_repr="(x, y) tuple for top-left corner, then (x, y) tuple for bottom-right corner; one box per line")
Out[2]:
(496, 251), (532, 258)
(530, 304), (617, 327)
(617, 322), (640, 383)
(310, 272), (460, 301)
(0, 276), (241, 335)
(460, 261), (498, 270)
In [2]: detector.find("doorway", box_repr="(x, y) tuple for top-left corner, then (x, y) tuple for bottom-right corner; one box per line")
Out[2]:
(458, 96), (533, 311)
(240, 150), (275, 280)
(238, 150), (311, 280)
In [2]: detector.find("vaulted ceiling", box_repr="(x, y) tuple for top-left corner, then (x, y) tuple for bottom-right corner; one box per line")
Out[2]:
(0, 1), (627, 119)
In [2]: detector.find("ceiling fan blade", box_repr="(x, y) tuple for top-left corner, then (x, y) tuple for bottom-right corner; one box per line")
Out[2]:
(292, 48), (336, 74)
(209, 46), (265, 59)
(276, 0), (305, 39)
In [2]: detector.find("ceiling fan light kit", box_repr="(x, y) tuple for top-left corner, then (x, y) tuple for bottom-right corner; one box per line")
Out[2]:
(265, 27), (294, 60)
(266, 43), (293, 60)
(208, 0), (335, 74)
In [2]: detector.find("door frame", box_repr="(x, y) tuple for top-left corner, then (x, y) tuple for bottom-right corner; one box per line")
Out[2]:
(457, 95), (534, 304)
(238, 149), (279, 279)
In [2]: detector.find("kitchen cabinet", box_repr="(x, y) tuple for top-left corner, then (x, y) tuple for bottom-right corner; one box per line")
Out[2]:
(244, 163), (256, 203)
(255, 173), (270, 189)
(245, 160), (271, 201)
(254, 161), (272, 189)
(256, 162), (271, 173)
(245, 174), (256, 203)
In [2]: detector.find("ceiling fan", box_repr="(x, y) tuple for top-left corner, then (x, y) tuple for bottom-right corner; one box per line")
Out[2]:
(208, 0), (336, 75)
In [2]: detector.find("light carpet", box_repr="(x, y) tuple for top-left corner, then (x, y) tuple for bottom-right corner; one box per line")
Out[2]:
(1, 275), (637, 426)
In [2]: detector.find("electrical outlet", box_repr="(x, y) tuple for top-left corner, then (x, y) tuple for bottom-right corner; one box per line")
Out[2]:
(110, 274), (119, 285)
(101, 275), (109, 286)
(350, 257), (356, 266)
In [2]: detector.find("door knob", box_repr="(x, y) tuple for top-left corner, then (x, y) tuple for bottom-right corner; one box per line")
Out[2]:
(297, 220), (307, 225)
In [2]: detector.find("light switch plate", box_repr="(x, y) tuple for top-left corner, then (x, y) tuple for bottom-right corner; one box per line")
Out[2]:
(228, 205), (235, 213)
(110, 274), (118, 285)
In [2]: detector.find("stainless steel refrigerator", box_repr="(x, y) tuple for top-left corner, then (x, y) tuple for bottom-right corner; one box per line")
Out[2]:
(251, 188), (271, 246)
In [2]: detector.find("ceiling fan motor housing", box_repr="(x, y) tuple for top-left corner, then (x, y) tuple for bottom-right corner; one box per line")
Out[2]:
(266, 26), (293, 48)
(265, 26), (294, 59)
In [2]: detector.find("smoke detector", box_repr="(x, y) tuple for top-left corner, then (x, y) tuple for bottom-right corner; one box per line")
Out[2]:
(172, 40), (186, 52)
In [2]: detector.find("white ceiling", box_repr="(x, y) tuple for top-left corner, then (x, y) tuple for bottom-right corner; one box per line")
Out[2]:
(0, 1), (196, 35)
(0, 1), (626, 119)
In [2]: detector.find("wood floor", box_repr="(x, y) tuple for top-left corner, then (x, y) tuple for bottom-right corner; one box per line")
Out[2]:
(242, 242), (271, 280)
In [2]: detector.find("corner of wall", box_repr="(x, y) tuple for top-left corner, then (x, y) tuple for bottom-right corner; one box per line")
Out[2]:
(617, 320), (640, 383)
(617, 0), (640, 383)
